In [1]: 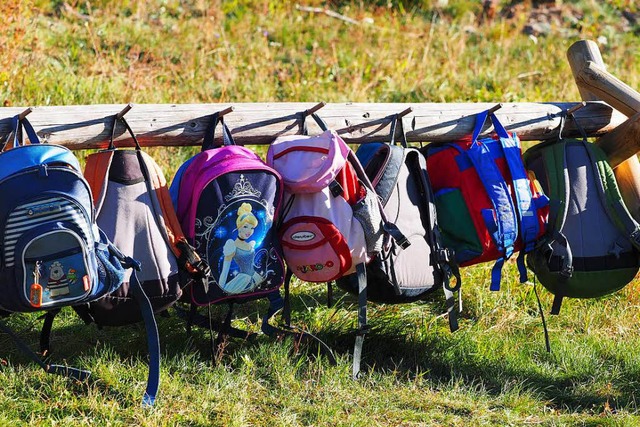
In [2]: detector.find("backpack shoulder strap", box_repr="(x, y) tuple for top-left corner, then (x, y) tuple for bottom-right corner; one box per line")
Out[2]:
(138, 150), (211, 289)
(84, 150), (115, 216)
(489, 113), (547, 282)
(585, 141), (640, 249)
(408, 148), (461, 331)
(538, 141), (573, 314)
(465, 110), (518, 290)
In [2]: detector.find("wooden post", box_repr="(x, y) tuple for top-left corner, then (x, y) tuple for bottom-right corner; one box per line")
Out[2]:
(568, 39), (640, 219)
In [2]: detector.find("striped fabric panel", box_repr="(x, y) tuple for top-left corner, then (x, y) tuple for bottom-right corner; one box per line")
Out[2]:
(3, 197), (93, 267)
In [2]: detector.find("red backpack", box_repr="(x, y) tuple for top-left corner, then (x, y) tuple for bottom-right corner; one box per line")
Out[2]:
(423, 109), (548, 290)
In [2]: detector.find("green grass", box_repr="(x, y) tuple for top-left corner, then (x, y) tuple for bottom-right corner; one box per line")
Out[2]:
(3, 0), (640, 425)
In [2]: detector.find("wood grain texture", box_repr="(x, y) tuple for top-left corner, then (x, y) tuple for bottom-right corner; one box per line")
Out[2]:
(0, 102), (623, 149)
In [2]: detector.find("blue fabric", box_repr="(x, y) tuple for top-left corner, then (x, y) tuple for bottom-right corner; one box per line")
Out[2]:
(466, 139), (517, 255)
(0, 145), (81, 182)
(169, 156), (195, 209)
(11, 116), (41, 148)
(490, 257), (505, 291)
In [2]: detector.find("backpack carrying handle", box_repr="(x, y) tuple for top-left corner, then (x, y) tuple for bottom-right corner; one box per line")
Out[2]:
(8, 115), (41, 149)
(202, 112), (235, 151)
(388, 114), (408, 148)
(108, 115), (142, 150)
(471, 109), (510, 144)
(299, 112), (329, 135)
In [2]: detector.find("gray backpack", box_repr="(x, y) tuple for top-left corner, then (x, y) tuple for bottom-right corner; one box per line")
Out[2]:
(336, 116), (461, 328)
(524, 138), (640, 314)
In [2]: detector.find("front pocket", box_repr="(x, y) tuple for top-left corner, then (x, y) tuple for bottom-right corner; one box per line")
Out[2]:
(16, 225), (94, 309)
(280, 217), (352, 282)
(434, 188), (483, 263)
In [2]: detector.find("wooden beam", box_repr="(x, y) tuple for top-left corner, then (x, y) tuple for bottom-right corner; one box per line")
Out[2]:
(0, 102), (624, 150)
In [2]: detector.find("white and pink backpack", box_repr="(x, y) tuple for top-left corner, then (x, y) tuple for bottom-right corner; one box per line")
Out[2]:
(266, 113), (408, 377)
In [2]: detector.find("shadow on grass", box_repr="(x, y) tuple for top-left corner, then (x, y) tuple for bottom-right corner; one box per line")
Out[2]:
(2, 286), (638, 413)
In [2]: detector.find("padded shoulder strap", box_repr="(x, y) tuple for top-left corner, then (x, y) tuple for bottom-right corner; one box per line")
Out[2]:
(586, 141), (640, 249)
(84, 150), (115, 216)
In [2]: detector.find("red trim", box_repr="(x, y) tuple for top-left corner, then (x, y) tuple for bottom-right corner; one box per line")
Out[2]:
(272, 146), (329, 160)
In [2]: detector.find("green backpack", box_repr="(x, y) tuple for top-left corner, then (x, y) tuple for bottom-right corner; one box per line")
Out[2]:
(524, 138), (640, 314)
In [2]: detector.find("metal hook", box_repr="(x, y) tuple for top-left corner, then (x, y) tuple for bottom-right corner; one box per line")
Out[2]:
(18, 107), (33, 121)
(396, 106), (413, 119)
(487, 103), (503, 114)
(116, 103), (133, 120)
(566, 101), (586, 116)
(302, 102), (326, 117)
(216, 106), (235, 117)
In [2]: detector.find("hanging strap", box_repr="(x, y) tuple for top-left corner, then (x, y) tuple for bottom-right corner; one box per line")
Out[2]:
(466, 111), (518, 290)
(39, 308), (61, 356)
(109, 115), (141, 150)
(544, 142), (572, 315)
(124, 257), (161, 407)
(0, 317), (91, 382)
(10, 115), (41, 148)
(352, 263), (368, 380)
(533, 277), (551, 353)
(202, 112), (235, 151)
(300, 112), (329, 136)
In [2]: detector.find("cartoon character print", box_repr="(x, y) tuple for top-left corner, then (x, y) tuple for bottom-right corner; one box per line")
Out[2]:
(217, 203), (267, 293)
(47, 261), (70, 298)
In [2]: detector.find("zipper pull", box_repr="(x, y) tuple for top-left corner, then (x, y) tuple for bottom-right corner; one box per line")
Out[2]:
(39, 164), (49, 177)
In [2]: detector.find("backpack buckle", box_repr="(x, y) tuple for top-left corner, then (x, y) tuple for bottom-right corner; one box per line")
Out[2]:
(560, 263), (573, 279)
(436, 248), (455, 263)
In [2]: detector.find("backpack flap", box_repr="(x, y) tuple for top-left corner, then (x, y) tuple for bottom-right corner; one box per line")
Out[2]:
(267, 129), (351, 194)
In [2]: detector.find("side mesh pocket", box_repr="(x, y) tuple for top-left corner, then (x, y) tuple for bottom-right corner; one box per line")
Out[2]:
(352, 187), (384, 254)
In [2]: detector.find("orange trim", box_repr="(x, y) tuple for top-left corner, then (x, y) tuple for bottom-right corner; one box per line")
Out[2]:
(84, 151), (114, 207)
(142, 152), (188, 258)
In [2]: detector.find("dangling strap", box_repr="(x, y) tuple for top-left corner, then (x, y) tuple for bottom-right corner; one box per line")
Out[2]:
(352, 263), (368, 380)
(533, 277), (551, 353)
(260, 291), (285, 336)
(0, 317), (91, 382)
(213, 303), (235, 359)
(327, 281), (334, 308)
(123, 256), (161, 407)
(39, 308), (61, 356)
(202, 113), (235, 151)
(282, 268), (294, 327)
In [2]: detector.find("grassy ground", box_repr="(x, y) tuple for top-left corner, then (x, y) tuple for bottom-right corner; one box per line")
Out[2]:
(3, 0), (640, 425)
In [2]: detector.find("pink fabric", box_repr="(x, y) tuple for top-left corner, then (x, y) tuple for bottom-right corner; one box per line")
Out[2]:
(266, 130), (350, 194)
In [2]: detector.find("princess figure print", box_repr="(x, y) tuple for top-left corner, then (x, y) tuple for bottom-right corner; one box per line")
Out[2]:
(217, 202), (267, 294)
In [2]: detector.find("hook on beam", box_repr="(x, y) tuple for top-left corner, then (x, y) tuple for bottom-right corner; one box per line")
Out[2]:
(18, 107), (33, 121)
(487, 103), (503, 114)
(303, 102), (326, 117)
(217, 106), (235, 117)
(566, 101), (587, 116)
(116, 103), (133, 120)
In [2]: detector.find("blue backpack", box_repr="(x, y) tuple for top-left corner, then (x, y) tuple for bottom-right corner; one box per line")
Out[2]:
(0, 115), (160, 406)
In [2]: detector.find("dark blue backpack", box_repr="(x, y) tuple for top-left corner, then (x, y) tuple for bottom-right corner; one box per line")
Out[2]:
(0, 115), (160, 406)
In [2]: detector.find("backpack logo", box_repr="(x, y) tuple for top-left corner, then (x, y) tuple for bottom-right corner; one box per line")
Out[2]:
(291, 231), (315, 242)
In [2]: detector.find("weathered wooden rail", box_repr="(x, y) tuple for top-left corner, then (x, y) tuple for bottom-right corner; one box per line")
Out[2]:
(0, 102), (626, 150)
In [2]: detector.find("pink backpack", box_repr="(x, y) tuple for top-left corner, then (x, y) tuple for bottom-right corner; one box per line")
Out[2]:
(266, 113), (408, 377)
